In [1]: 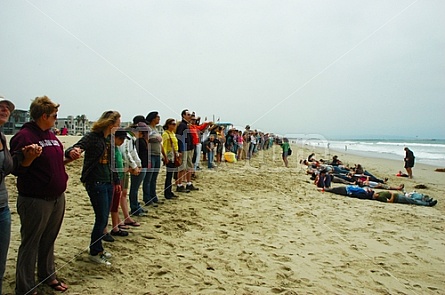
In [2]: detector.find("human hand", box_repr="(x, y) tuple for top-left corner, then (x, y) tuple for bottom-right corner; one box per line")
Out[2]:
(69, 147), (82, 160)
(22, 144), (42, 160)
(21, 144), (42, 167)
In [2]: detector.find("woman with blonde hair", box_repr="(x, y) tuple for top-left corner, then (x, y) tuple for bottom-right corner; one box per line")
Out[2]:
(65, 110), (121, 266)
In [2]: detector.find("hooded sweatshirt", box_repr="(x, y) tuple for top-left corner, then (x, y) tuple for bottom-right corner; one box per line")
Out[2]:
(10, 121), (68, 200)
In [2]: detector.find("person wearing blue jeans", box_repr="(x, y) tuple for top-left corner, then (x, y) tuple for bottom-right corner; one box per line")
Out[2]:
(144, 111), (168, 206)
(204, 134), (216, 168)
(65, 110), (122, 266)
(85, 182), (113, 255)
(0, 206), (11, 295)
(129, 171), (147, 214)
(0, 97), (14, 295)
(144, 155), (161, 205)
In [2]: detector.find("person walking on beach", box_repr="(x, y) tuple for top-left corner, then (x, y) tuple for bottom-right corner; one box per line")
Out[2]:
(65, 110), (121, 266)
(404, 147), (415, 179)
(0, 97), (14, 295)
(10, 96), (69, 294)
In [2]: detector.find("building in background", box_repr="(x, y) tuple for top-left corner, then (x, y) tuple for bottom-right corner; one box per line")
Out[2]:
(2, 109), (91, 136)
(1, 109), (30, 135)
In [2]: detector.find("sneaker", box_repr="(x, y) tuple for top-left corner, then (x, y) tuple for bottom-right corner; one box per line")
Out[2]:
(102, 251), (112, 259)
(102, 233), (115, 242)
(429, 200), (438, 207)
(145, 201), (158, 207)
(176, 186), (190, 193)
(110, 229), (129, 236)
(186, 184), (199, 191)
(89, 253), (111, 266)
(132, 210), (148, 217)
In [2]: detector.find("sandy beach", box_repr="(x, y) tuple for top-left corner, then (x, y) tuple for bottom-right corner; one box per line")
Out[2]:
(2, 135), (444, 295)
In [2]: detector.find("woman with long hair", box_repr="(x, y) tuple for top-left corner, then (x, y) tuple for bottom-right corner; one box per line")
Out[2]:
(65, 110), (121, 266)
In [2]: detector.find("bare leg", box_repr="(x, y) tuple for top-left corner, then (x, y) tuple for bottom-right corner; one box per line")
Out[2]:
(405, 167), (413, 178)
(119, 189), (137, 225)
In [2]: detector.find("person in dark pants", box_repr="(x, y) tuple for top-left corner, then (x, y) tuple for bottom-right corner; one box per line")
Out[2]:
(404, 147), (415, 179)
(162, 118), (180, 199)
(10, 96), (69, 294)
(65, 110), (121, 266)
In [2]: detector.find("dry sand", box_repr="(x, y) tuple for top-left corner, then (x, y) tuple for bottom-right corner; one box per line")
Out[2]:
(2, 135), (444, 294)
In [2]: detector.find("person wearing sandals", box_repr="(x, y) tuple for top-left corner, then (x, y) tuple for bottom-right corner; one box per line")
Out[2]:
(109, 131), (131, 237)
(65, 110), (121, 266)
(116, 128), (141, 228)
(162, 118), (180, 199)
(0, 98), (14, 295)
(10, 96), (69, 294)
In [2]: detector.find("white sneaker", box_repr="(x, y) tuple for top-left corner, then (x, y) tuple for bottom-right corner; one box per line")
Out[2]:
(89, 253), (111, 266)
(102, 251), (112, 259)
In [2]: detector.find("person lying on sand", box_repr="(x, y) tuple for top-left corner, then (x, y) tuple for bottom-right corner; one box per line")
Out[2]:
(356, 177), (404, 191)
(373, 191), (438, 207)
(321, 186), (438, 207)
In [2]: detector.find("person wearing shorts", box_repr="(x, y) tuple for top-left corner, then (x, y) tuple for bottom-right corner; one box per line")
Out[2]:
(176, 109), (199, 192)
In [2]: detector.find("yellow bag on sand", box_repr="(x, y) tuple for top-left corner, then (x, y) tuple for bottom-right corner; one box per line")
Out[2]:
(224, 152), (237, 163)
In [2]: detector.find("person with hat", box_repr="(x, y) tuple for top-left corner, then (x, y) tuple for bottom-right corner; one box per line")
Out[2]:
(0, 97), (14, 295)
(128, 115), (149, 216)
(144, 111), (168, 207)
(116, 127), (142, 227)
(108, 130), (132, 238)
(10, 96), (69, 293)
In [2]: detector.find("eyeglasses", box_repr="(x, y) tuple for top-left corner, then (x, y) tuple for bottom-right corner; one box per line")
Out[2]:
(49, 113), (58, 119)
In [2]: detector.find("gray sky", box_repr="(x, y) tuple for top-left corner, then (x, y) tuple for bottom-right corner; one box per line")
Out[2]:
(1, 0), (444, 139)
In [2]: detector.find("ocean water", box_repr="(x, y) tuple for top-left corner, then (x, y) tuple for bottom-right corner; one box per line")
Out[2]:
(287, 136), (445, 167)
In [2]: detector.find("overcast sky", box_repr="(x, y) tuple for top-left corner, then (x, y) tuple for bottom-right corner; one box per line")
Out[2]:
(1, 0), (444, 139)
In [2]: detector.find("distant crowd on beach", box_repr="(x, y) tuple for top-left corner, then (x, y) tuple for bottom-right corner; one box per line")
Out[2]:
(300, 151), (437, 207)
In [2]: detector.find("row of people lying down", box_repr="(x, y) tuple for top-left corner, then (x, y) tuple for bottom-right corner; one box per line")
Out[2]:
(319, 185), (438, 207)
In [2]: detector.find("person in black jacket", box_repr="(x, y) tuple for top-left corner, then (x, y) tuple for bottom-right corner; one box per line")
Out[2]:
(404, 147), (415, 179)
(175, 109), (199, 192)
(65, 110), (121, 266)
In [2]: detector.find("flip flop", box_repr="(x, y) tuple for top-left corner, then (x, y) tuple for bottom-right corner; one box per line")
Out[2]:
(48, 280), (68, 292)
(118, 224), (130, 230)
(124, 220), (141, 227)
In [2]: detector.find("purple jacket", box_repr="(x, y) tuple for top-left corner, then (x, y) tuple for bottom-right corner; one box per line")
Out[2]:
(10, 121), (68, 200)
